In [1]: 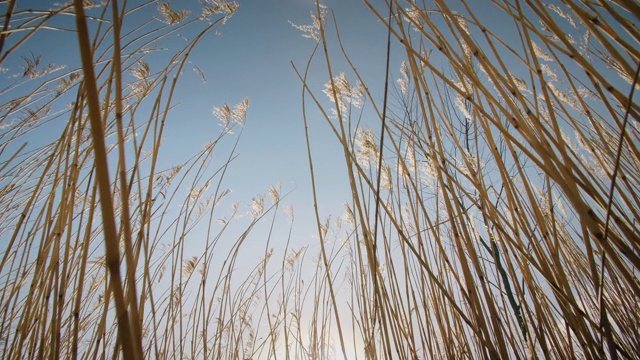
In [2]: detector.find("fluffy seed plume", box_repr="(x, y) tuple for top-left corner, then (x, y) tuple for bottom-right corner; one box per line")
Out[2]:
(212, 97), (249, 133)
(289, 4), (327, 41)
(323, 72), (365, 115)
(157, 1), (190, 24)
(199, 0), (239, 22)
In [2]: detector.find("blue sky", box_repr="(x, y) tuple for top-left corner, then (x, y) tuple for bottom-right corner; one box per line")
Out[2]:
(0, 0), (393, 241)
(0, 0), (535, 239)
(158, 0), (396, 237)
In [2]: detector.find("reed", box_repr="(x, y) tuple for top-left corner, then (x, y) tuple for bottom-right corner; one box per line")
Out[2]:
(1, 0), (638, 359)
(296, 0), (640, 358)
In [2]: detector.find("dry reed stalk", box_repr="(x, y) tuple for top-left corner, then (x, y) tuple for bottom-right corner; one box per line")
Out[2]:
(0, 1), (302, 359)
(294, 0), (640, 358)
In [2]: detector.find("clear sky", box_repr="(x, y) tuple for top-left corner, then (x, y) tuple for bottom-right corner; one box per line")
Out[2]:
(173, 0), (391, 204)
(0, 0), (394, 241)
(156, 0), (397, 246)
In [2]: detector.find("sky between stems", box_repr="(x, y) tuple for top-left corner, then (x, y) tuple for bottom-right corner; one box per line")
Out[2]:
(0, 0), (391, 249)
(162, 0), (398, 259)
(0, 0), (527, 283)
